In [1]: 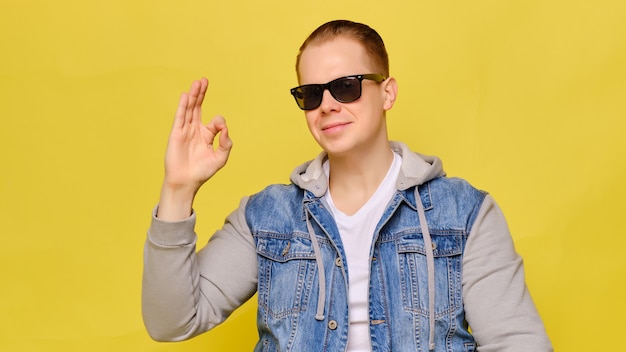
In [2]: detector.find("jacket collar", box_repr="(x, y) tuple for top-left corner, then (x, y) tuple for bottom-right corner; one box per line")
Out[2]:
(290, 141), (446, 198)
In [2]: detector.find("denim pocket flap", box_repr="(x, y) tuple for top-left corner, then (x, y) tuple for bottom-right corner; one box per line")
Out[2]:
(256, 234), (317, 262)
(396, 232), (463, 257)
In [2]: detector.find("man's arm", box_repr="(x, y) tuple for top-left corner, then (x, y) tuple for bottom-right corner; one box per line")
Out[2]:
(462, 195), (553, 352)
(142, 78), (257, 341)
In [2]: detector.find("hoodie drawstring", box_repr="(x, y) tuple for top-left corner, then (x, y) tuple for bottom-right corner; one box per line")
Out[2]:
(304, 188), (436, 349)
(415, 187), (436, 351)
(306, 209), (327, 321)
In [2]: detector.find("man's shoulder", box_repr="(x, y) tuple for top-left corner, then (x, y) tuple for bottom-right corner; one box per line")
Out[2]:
(423, 176), (488, 204)
(246, 183), (303, 211)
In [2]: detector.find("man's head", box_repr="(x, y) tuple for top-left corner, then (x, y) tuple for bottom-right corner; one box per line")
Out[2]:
(295, 20), (390, 82)
(293, 20), (398, 157)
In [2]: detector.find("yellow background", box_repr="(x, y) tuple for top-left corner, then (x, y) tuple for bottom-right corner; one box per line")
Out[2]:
(1, 0), (624, 351)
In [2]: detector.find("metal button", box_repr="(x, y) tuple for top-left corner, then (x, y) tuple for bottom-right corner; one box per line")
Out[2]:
(335, 257), (342, 267)
(328, 320), (338, 330)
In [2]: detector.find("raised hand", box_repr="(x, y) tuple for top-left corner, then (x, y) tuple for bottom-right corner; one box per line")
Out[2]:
(157, 78), (233, 221)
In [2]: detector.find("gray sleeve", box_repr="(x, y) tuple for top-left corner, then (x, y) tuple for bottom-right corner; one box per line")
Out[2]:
(462, 195), (553, 352)
(141, 197), (258, 342)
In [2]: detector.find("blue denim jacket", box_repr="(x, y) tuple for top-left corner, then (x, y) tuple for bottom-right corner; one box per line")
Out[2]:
(246, 142), (486, 352)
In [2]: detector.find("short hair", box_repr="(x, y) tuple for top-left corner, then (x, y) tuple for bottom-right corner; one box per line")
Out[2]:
(295, 20), (390, 81)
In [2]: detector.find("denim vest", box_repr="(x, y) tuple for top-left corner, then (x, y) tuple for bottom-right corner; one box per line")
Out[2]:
(247, 172), (486, 352)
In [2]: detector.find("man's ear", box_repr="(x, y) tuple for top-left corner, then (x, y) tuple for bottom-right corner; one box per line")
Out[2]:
(382, 77), (398, 111)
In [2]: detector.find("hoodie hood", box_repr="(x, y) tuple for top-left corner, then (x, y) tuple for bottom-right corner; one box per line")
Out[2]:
(290, 141), (446, 197)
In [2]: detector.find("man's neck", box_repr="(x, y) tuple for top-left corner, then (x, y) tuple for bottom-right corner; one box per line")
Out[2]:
(327, 144), (394, 215)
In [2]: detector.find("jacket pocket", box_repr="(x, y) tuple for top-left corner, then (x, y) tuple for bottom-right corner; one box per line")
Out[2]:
(396, 231), (464, 317)
(256, 234), (317, 319)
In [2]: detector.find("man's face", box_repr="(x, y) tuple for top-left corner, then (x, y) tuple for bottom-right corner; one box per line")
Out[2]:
(297, 36), (395, 158)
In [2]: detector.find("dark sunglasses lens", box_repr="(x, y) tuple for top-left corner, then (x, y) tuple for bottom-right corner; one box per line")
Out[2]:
(330, 77), (361, 103)
(296, 85), (323, 110)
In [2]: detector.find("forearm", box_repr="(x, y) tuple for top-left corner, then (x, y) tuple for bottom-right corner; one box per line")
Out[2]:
(142, 198), (258, 341)
(462, 195), (553, 352)
(142, 207), (207, 341)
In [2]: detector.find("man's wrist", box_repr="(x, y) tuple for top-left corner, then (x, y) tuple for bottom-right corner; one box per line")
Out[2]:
(156, 185), (196, 221)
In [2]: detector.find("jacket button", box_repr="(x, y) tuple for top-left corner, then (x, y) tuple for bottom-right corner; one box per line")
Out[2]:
(335, 257), (342, 267)
(328, 320), (338, 330)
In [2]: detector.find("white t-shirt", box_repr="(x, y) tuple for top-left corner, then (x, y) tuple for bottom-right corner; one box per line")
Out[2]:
(323, 152), (402, 351)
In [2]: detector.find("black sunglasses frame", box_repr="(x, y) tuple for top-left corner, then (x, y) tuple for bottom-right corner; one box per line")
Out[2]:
(290, 74), (386, 110)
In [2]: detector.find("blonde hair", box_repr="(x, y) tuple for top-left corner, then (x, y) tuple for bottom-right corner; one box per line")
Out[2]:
(295, 20), (390, 81)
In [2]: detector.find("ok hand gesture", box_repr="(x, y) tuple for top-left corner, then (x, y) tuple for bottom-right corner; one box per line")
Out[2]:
(157, 78), (233, 221)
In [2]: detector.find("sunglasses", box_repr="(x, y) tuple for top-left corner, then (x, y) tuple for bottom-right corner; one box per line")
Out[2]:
(290, 74), (386, 110)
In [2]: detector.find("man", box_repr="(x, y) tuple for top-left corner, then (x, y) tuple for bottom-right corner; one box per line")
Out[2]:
(143, 20), (553, 351)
